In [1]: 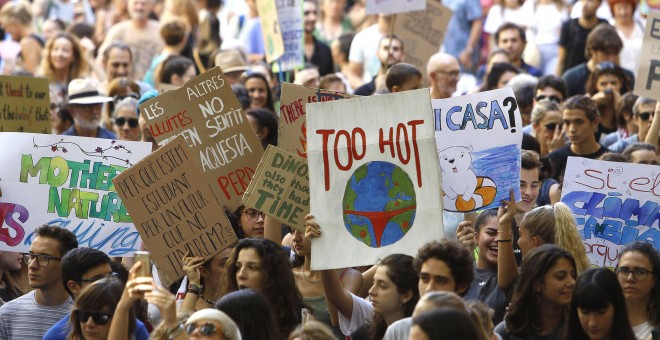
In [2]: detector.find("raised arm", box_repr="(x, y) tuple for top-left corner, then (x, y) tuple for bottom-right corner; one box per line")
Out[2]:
(644, 102), (660, 148)
(109, 262), (154, 340)
(497, 189), (518, 291)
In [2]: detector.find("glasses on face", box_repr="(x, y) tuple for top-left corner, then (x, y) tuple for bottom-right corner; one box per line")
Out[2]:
(536, 95), (562, 103)
(435, 70), (460, 78)
(114, 117), (139, 128)
(242, 209), (265, 221)
(185, 323), (219, 336)
(23, 253), (61, 267)
(638, 111), (655, 121)
(616, 266), (654, 280)
(75, 310), (113, 325)
(544, 122), (562, 131)
(78, 272), (118, 284)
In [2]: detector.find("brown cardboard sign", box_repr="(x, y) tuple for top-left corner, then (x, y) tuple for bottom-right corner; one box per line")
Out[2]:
(113, 137), (237, 283)
(242, 145), (309, 230)
(393, 0), (453, 85)
(634, 11), (660, 101)
(257, 0), (285, 63)
(139, 67), (264, 210)
(278, 82), (353, 158)
(0, 75), (51, 134)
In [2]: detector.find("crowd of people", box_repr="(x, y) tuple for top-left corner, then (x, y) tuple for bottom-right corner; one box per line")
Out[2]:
(0, 0), (659, 339)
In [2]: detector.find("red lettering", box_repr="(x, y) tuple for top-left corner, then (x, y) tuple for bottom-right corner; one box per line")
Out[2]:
(629, 177), (651, 193)
(576, 169), (605, 189)
(407, 120), (423, 188)
(396, 123), (410, 164)
(0, 203), (27, 247)
(379, 127), (395, 157)
(352, 128), (366, 160)
(334, 130), (352, 171)
(217, 167), (255, 201)
(317, 129), (335, 191)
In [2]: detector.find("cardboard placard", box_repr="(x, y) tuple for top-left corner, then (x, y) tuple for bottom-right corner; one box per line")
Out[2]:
(561, 157), (660, 268)
(113, 137), (237, 283)
(307, 89), (444, 270)
(242, 145), (309, 230)
(139, 67), (264, 210)
(0, 133), (152, 255)
(278, 83), (353, 158)
(393, 0), (453, 85)
(634, 11), (660, 101)
(365, 0), (426, 14)
(272, 0), (304, 72)
(258, 0), (285, 63)
(0, 76), (51, 134)
(157, 83), (179, 93)
(432, 88), (522, 212)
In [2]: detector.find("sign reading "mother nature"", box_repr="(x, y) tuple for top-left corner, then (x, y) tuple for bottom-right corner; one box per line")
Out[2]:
(307, 89), (443, 270)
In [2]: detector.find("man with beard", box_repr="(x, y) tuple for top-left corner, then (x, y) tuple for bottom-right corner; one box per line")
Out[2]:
(302, 0), (333, 76)
(354, 35), (404, 96)
(62, 78), (116, 139)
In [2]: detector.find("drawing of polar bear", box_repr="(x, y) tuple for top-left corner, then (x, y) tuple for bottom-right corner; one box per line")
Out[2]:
(439, 145), (497, 212)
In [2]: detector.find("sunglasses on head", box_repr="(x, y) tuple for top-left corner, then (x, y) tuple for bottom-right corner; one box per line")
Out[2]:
(185, 323), (219, 336)
(544, 122), (562, 131)
(114, 117), (139, 127)
(638, 111), (655, 121)
(75, 310), (112, 325)
(536, 95), (561, 103)
(596, 61), (617, 71)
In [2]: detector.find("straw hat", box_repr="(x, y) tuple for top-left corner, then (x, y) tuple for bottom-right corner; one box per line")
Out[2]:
(215, 50), (249, 74)
(67, 78), (113, 105)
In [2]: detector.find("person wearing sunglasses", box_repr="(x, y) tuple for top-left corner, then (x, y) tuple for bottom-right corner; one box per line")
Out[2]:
(184, 308), (242, 340)
(112, 97), (141, 142)
(530, 100), (565, 157)
(608, 97), (657, 153)
(615, 241), (660, 340)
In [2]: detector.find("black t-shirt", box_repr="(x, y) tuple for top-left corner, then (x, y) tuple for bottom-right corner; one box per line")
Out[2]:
(306, 37), (335, 76)
(563, 63), (636, 97)
(548, 144), (608, 181)
(464, 267), (512, 325)
(559, 18), (608, 72)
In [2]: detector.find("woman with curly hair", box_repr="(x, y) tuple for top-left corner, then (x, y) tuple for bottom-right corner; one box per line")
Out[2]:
(222, 238), (306, 339)
(586, 62), (632, 139)
(38, 32), (89, 104)
(615, 241), (660, 340)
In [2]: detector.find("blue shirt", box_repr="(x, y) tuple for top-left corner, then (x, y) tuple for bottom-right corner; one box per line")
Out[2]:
(43, 314), (150, 340)
(61, 126), (117, 139)
(442, 0), (482, 59)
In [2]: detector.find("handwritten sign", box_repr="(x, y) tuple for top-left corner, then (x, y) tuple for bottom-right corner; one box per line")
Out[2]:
(140, 67), (264, 210)
(272, 0), (304, 72)
(561, 157), (660, 268)
(366, 0), (426, 14)
(0, 76), (51, 134)
(432, 88), (522, 212)
(113, 137), (237, 283)
(258, 0), (285, 63)
(157, 83), (179, 93)
(307, 89), (444, 270)
(278, 82), (353, 158)
(242, 145), (309, 230)
(634, 11), (660, 101)
(0, 133), (152, 255)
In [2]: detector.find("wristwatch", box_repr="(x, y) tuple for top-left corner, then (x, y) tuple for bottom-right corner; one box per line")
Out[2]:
(187, 283), (202, 295)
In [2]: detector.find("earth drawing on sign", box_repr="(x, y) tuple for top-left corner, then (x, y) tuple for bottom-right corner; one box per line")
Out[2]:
(342, 161), (416, 248)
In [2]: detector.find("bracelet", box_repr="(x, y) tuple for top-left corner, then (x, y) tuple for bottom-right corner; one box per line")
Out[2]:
(187, 283), (202, 295)
(167, 323), (184, 339)
(496, 239), (513, 243)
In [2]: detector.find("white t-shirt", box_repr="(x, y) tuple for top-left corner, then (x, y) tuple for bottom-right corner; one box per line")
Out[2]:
(633, 321), (654, 340)
(338, 293), (374, 336)
(524, 1), (568, 45)
(617, 23), (644, 78)
(383, 317), (411, 340)
(348, 24), (383, 84)
(484, 5), (532, 34)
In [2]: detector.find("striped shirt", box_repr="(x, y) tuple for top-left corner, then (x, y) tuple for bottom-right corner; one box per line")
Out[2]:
(0, 291), (73, 339)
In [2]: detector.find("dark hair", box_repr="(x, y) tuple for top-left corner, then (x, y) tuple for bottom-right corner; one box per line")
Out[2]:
(61, 248), (111, 298)
(242, 73), (275, 112)
(615, 92), (638, 129)
(245, 108), (278, 148)
(522, 133), (541, 154)
(337, 32), (355, 61)
(158, 55), (194, 84)
(505, 245), (576, 336)
(33, 225), (78, 257)
(586, 63), (631, 96)
(68, 23), (94, 40)
(103, 42), (133, 62)
(586, 24), (623, 58)
(562, 95), (600, 123)
(413, 239), (474, 295)
(623, 142), (657, 158)
(385, 63), (422, 92)
(412, 307), (487, 340)
(56, 106), (74, 126)
(370, 254), (420, 339)
(536, 75), (567, 102)
(222, 238), (304, 337)
(485, 62), (520, 91)
(565, 268), (636, 340)
(160, 19), (187, 46)
(69, 277), (135, 339)
(378, 34), (404, 52)
(232, 84), (251, 110)
(215, 289), (280, 340)
(474, 208), (498, 234)
(617, 241), (660, 326)
(521, 149), (542, 171)
(495, 22), (526, 43)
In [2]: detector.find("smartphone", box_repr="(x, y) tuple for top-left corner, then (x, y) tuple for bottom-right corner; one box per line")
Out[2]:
(134, 251), (151, 278)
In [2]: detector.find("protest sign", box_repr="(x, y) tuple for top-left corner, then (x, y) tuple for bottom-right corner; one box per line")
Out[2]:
(157, 83), (179, 93)
(634, 11), (660, 101)
(0, 133), (151, 255)
(561, 157), (660, 268)
(140, 67), (264, 210)
(242, 145), (309, 230)
(0, 75), (51, 134)
(278, 82), (353, 158)
(432, 88), (522, 212)
(113, 137), (237, 283)
(393, 0), (452, 84)
(272, 0), (304, 72)
(257, 0), (285, 63)
(365, 0), (426, 14)
(307, 89), (443, 270)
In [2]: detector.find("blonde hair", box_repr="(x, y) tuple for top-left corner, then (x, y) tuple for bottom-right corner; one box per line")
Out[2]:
(288, 320), (336, 340)
(521, 203), (590, 274)
(0, 1), (32, 26)
(39, 32), (89, 83)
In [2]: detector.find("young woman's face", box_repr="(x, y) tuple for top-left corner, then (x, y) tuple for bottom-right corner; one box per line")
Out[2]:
(518, 168), (540, 213)
(80, 308), (112, 340)
(517, 223), (534, 257)
(538, 110), (562, 142)
(578, 304), (614, 340)
(617, 251), (656, 302)
(596, 74), (622, 94)
(246, 78), (268, 109)
(239, 208), (265, 238)
(476, 216), (499, 267)
(201, 248), (231, 288)
(538, 258), (576, 307)
(368, 265), (406, 316)
(291, 230), (311, 257)
(235, 247), (263, 291)
(50, 38), (74, 71)
(497, 71), (517, 89)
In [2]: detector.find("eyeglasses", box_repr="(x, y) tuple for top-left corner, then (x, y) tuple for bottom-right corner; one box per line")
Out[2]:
(75, 310), (113, 325)
(616, 267), (654, 280)
(536, 95), (562, 103)
(435, 70), (460, 78)
(23, 253), (61, 267)
(185, 323), (220, 336)
(544, 122), (562, 131)
(78, 272), (118, 284)
(638, 111), (655, 121)
(114, 117), (139, 128)
(242, 209), (265, 221)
